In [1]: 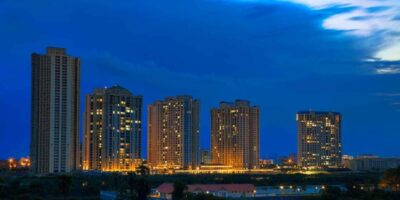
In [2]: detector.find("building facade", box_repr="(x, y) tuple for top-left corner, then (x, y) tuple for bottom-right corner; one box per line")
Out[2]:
(297, 111), (342, 168)
(200, 149), (211, 165)
(147, 96), (200, 169)
(346, 155), (400, 172)
(211, 100), (259, 169)
(83, 86), (142, 171)
(30, 47), (80, 174)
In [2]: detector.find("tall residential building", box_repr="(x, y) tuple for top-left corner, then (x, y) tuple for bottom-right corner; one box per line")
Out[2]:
(211, 100), (259, 169)
(147, 95), (200, 169)
(297, 111), (342, 168)
(83, 86), (142, 171)
(30, 47), (80, 174)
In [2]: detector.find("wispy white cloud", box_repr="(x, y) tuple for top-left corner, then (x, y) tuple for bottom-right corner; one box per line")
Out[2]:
(376, 67), (400, 74)
(366, 59), (400, 74)
(284, 0), (400, 61)
(234, 0), (400, 61)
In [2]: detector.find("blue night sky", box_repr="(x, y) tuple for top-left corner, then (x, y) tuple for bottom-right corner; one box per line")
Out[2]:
(0, 0), (400, 160)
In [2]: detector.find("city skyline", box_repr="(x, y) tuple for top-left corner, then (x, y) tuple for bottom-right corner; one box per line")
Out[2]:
(1, 0), (400, 160)
(2, 46), (399, 161)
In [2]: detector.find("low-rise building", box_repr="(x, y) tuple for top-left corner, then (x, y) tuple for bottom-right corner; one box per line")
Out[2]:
(155, 183), (256, 199)
(278, 154), (297, 168)
(348, 155), (400, 172)
(259, 159), (274, 168)
(342, 155), (354, 169)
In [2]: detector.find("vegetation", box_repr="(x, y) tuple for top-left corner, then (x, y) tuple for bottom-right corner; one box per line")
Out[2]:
(136, 164), (150, 176)
(381, 167), (400, 191)
(172, 181), (187, 200)
(305, 187), (400, 200)
(184, 193), (226, 200)
(0, 168), (398, 199)
(304, 168), (400, 200)
(58, 174), (73, 198)
(172, 181), (226, 200)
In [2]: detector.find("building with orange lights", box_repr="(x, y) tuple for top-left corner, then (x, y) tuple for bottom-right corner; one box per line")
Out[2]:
(30, 47), (80, 174)
(147, 95), (200, 170)
(83, 86), (142, 171)
(8, 158), (18, 169)
(211, 100), (259, 169)
(297, 111), (342, 168)
(19, 157), (31, 168)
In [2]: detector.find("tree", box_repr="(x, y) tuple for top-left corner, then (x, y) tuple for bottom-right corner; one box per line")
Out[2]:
(28, 178), (45, 196)
(0, 177), (6, 198)
(126, 173), (151, 200)
(137, 164), (150, 176)
(172, 181), (187, 200)
(184, 193), (226, 200)
(135, 178), (151, 200)
(127, 172), (138, 199)
(320, 186), (341, 200)
(57, 175), (72, 199)
(381, 167), (400, 191)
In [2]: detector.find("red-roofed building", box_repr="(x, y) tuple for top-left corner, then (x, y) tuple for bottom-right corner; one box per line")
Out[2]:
(155, 183), (256, 199)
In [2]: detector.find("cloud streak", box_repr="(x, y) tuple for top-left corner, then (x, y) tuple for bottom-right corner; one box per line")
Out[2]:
(376, 67), (400, 75)
(235, 0), (400, 61)
(287, 0), (400, 61)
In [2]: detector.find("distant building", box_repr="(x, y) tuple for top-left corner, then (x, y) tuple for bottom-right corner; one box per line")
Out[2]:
(0, 157), (31, 170)
(155, 183), (256, 199)
(211, 100), (259, 169)
(30, 47), (80, 174)
(259, 159), (274, 168)
(347, 155), (400, 172)
(342, 155), (354, 169)
(278, 154), (297, 167)
(297, 111), (342, 168)
(83, 86), (142, 171)
(19, 157), (31, 168)
(147, 96), (200, 170)
(200, 149), (211, 165)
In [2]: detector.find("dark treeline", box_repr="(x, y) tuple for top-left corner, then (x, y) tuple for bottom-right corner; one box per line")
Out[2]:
(0, 168), (399, 200)
(305, 187), (400, 200)
(145, 172), (381, 187)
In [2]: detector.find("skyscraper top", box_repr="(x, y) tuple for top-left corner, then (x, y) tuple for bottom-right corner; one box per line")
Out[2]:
(297, 111), (341, 115)
(164, 95), (194, 101)
(46, 47), (66, 55)
(219, 100), (254, 108)
(91, 85), (137, 96)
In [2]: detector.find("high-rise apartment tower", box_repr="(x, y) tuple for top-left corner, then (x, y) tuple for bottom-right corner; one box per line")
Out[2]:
(211, 100), (259, 169)
(147, 95), (200, 169)
(297, 111), (342, 168)
(83, 86), (142, 171)
(30, 47), (80, 174)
